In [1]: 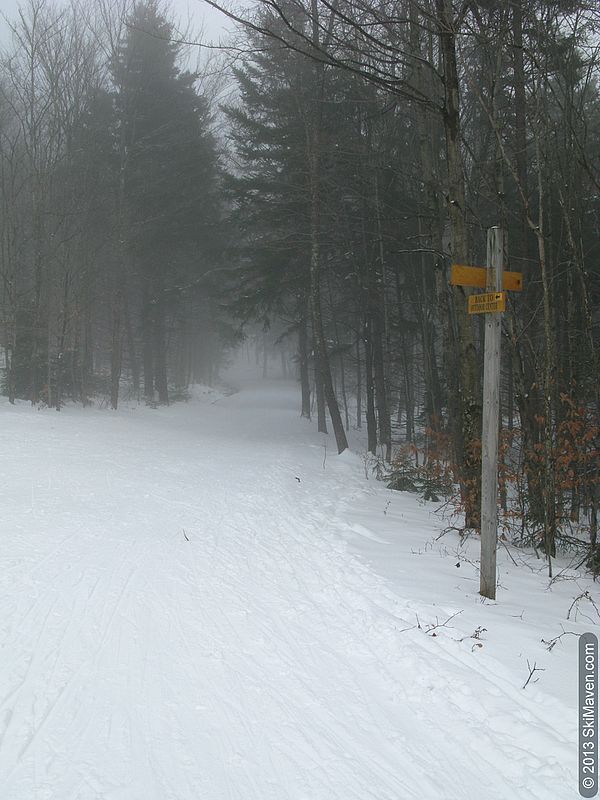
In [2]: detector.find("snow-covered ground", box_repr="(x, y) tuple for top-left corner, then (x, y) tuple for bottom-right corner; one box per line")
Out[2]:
(0, 370), (592, 799)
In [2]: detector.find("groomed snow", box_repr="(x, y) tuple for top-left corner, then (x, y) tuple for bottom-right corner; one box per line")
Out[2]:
(0, 374), (590, 799)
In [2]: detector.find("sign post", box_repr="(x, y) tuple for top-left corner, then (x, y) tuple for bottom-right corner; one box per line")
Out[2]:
(451, 230), (519, 600)
(479, 227), (504, 600)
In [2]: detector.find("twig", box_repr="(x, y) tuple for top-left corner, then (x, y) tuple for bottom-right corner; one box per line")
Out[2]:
(567, 590), (600, 622)
(397, 621), (418, 633)
(522, 660), (545, 689)
(425, 610), (463, 636)
(499, 538), (519, 567)
(458, 626), (487, 643)
(541, 630), (578, 652)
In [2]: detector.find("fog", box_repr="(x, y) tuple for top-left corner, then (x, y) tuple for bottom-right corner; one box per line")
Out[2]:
(0, 1), (595, 796)
(0, 0), (230, 44)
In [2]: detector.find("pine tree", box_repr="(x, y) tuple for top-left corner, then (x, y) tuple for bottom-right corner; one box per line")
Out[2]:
(111, 0), (222, 405)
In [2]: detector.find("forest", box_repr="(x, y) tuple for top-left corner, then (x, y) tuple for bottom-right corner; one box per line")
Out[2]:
(1, 0), (599, 576)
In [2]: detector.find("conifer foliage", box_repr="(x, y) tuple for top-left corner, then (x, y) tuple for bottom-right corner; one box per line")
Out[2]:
(0, 0), (228, 409)
(1, 0), (600, 573)
(220, 0), (600, 573)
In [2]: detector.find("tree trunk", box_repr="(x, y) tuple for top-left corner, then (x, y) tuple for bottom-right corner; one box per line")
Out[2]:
(298, 310), (311, 419)
(437, 0), (481, 528)
(364, 320), (377, 455)
(315, 353), (327, 434)
(306, 0), (348, 454)
(110, 288), (122, 410)
(372, 315), (391, 458)
(355, 330), (362, 429)
(142, 286), (154, 401)
(154, 289), (169, 405)
(81, 292), (93, 406)
(373, 174), (392, 460)
(124, 285), (139, 398)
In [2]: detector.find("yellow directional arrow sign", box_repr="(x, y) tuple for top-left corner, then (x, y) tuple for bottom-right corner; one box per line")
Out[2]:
(451, 264), (522, 292)
(468, 291), (506, 314)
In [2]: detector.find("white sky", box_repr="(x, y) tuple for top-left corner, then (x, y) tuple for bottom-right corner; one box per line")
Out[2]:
(165, 0), (233, 42)
(0, 0), (234, 46)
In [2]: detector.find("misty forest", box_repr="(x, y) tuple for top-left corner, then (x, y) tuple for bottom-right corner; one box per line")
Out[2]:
(0, 1), (598, 798)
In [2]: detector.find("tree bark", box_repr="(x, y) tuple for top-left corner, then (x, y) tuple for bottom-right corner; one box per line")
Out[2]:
(154, 288), (169, 405)
(364, 319), (377, 455)
(298, 309), (311, 419)
(307, 2), (348, 454)
(142, 286), (154, 401)
(110, 288), (122, 410)
(437, 0), (481, 528)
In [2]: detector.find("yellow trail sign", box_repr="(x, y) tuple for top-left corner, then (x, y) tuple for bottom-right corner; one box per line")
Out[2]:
(451, 264), (523, 292)
(468, 291), (506, 314)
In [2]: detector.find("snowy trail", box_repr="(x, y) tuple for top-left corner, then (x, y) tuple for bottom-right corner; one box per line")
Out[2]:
(0, 381), (578, 799)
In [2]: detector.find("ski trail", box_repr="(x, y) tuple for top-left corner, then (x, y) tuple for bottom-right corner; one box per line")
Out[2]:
(0, 381), (577, 799)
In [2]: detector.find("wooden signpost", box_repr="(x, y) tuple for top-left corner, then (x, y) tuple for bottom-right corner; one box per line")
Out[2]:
(451, 264), (522, 292)
(479, 228), (503, 600)
(451, 227), (522, 601)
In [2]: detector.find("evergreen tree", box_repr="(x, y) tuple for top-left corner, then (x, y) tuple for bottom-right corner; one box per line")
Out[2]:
(111, 0), (222, 404)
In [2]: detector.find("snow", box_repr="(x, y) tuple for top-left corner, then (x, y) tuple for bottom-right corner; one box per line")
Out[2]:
(0, 371), (591, 799)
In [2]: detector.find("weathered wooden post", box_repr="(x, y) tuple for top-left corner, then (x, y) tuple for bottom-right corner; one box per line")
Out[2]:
(451, 236), (521, 600)
(479, 227), (504, 600)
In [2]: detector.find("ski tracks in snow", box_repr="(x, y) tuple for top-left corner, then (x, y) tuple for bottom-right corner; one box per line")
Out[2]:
(0, 384), (575, 799)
